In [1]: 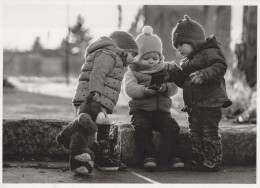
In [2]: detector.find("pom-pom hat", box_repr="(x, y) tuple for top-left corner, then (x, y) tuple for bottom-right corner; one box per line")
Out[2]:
(172, 15), (206, 49)
(135, 26), (164, 62)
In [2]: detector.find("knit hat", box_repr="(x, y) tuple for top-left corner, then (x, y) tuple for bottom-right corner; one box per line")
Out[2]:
(109, 31), (138, 54)
(134, 25), (164, 62)
(172, 15), (206, 49)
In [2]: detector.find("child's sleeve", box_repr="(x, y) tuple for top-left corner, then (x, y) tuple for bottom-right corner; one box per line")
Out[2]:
(89, 52), (115, 95)
(165, 82), (178, 97)
(123, 70), (146, 98)
(166, 62), (186, 88)
(199, 49), (227, 84)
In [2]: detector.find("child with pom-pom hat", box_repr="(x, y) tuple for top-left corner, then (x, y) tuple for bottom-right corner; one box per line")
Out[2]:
(124, 25), (184, 171)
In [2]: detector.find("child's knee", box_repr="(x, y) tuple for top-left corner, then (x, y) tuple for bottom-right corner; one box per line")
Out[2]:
(134, 123), (152, 133)
(202, 125), (218, 138)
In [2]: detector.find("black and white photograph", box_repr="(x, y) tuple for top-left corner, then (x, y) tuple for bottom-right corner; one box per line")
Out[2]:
(1, 0), (258, 186)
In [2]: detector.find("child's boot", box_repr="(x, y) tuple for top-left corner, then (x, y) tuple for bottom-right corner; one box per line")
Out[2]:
(96, 140), (126, 171)
(171, 157), (184, 169)
(143, 157), (157, 171)
(186, 135), (205, 171)
(200, 135), (222, 172)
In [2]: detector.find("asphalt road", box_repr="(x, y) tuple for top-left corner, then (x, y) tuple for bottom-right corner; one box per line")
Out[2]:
(2, 161), (256, 184)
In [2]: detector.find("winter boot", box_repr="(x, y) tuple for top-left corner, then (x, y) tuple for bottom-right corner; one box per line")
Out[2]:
(171, 157), (185, 169)
(200, 135), (222, 172)
(186, 135), (205, 171)
(143, 157), (157, 171)
(96, 140), (127, 171)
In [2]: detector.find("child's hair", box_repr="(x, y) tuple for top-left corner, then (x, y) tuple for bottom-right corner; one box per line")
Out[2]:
(134, 26), (164, 63)
(172, 15), (206, 49)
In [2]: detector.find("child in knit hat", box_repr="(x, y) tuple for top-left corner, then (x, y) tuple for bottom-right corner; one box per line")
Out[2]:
(124, 26), (184, 171)
(72, 31), (138, 171)
(168, 15), (232, 172)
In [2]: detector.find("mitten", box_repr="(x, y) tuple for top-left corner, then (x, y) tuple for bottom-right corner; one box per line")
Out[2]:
(144, 87), (157, 96)
(95, 107), (110, 125)
(190, 71), (205, 84)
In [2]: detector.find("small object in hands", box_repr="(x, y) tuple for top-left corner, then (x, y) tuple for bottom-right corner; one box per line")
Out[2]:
(151, 72), (165, 86)
(148, 85), (160, 91)
(158, 83), (167, 93)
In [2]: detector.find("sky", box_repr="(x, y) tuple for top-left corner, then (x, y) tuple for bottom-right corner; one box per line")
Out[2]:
(3, 2), (243, 51)
(3, 4), (141, 50)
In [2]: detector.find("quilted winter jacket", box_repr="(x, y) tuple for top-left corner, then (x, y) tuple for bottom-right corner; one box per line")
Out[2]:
(72, 36), (127, 114)
(169, 35), (232, 108)
(124, 63), (178, 114)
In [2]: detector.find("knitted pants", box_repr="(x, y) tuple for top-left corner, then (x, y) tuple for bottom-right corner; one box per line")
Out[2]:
(131, 110), (181, 165)
(188, 107), (222, 168)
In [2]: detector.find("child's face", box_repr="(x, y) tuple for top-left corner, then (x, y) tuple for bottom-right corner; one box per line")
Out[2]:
(141, 52), (160, 69)
(125, 52), (137, 65)
(177, 43), (193, 57)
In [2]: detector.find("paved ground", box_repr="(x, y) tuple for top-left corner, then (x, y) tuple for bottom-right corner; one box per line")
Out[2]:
(2, 161), (256, 184)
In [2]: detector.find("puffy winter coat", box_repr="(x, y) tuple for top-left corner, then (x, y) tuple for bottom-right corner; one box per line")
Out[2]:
(168, 35), (232, 108)
(72, 37), (127, 114)
(124, 63), (178, 114)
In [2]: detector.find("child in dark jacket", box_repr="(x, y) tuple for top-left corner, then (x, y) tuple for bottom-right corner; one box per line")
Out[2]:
(72, 31), (138, 171)
(124, 26), (184, 171)
(168, 15), (232, 172)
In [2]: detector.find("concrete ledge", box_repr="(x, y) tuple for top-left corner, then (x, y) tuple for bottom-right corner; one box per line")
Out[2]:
(110, 122), (256, 166)
(3, 119), (256, 166)
(3, 119), (70, 161)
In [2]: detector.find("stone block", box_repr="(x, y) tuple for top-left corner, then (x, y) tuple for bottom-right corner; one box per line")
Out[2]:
(111, 122), (256, 166)
(3, 119), (70, 161)
(2, 119), (256, 166)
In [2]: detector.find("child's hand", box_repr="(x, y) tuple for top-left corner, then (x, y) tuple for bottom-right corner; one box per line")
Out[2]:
(158, 83), (167, 93)
(92, 92), (101, 102)
(190, 71), (205, 84)
(144, 87), (157, 96)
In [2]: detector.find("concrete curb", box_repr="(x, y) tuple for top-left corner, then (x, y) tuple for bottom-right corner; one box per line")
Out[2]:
(3, 119), (70, 161)
(110, 122), (256, 166)
(3, 119), (256, 166)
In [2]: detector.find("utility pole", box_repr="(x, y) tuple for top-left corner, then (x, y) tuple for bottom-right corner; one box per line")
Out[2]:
(65, 5), (70, 85)
(117, 5), (122, 30)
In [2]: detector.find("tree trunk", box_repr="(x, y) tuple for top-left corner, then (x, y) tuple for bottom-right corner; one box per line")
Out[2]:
(235, 6), (257, 87)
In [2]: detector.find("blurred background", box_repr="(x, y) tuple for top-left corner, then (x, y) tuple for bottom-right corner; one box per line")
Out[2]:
(3, 4), (257, 125)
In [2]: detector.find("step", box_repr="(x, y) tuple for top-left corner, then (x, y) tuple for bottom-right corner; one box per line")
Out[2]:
(110, 122), (256, 166)
(2, 119), (256, 166)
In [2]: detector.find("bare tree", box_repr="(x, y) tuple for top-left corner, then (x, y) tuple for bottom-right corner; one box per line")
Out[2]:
(235, 6), (257, 87)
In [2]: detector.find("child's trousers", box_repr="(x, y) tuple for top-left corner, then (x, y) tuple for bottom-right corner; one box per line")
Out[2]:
(188, 107), (222, 168)
(131, 110), (181, 165)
